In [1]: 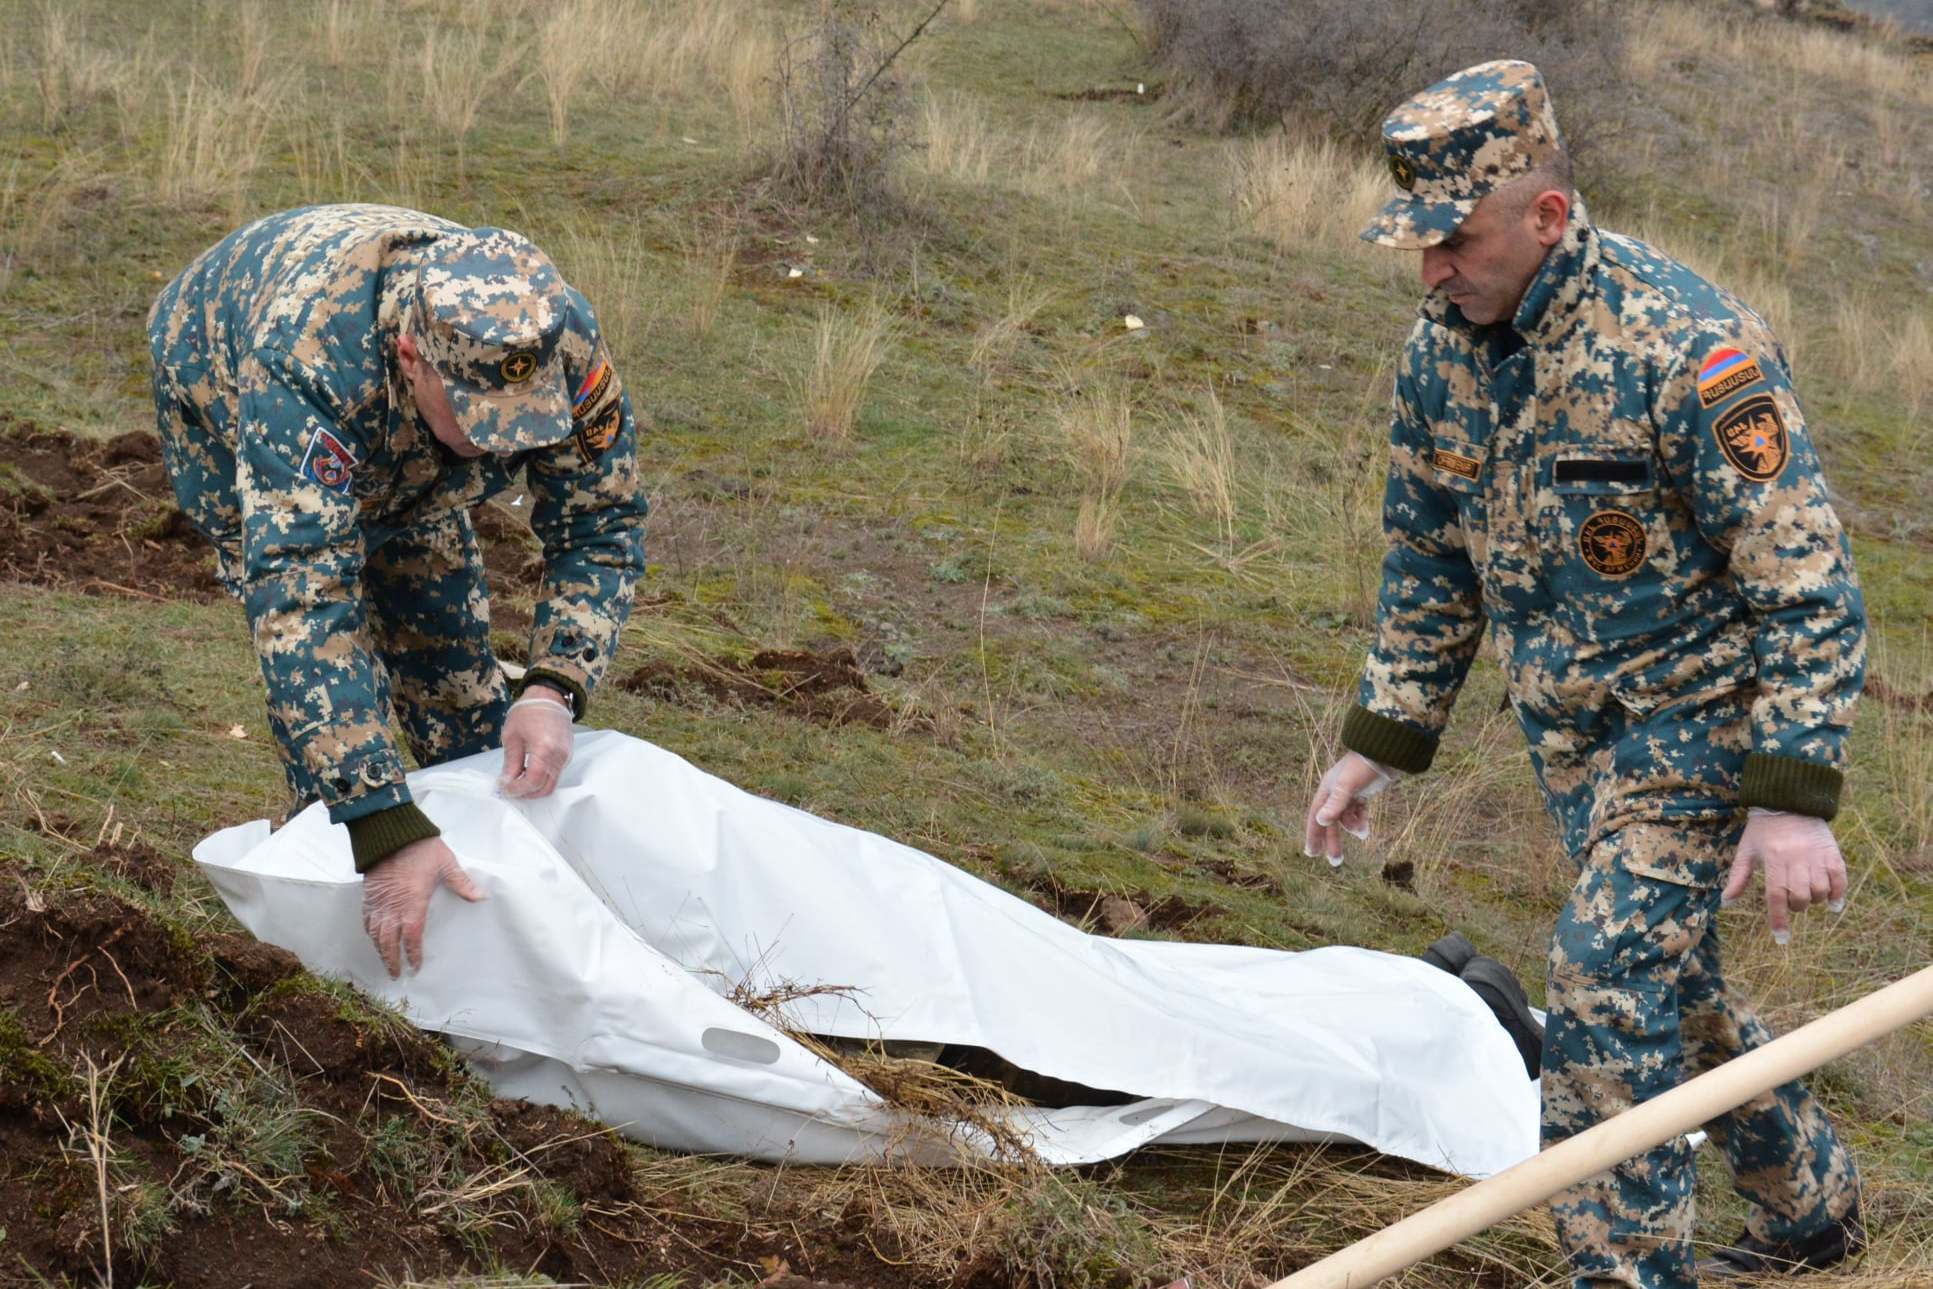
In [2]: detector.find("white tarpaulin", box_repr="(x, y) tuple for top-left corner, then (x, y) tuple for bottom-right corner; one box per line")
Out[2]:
(195, 729), (1539, 1175)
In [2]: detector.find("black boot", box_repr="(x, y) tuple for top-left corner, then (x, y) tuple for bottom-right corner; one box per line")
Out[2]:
(1698, 1206), (1866, 1278)
(1418, 933), (1543, 1079)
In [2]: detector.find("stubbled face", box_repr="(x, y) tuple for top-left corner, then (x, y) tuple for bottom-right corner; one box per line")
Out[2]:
(397, 333), (483, 458)
(1419, 188), (1566, 326)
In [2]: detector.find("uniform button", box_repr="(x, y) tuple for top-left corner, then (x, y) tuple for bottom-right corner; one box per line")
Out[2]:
(332, 776), (351, 794)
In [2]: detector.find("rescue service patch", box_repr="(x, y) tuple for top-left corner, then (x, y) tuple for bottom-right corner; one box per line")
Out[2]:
(299, 427), (357, 494)
(1696, 347), (1764, 409)
(1578, 510), (1646, 577)
(1390, 153), (1417, 191)
(571, 357), (621, 460)
(1432, 447), (1481, 479)
(500, 350), (539, 384)
(1711, 393), (1789, 482)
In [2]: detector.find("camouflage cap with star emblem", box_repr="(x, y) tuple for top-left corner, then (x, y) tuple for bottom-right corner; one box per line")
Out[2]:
(412, 228), (572, 453)
(1360, 59), (1566, 250)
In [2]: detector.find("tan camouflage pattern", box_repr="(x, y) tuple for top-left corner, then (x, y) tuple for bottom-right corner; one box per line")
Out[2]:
(1544, 823), (1859, 1287)
(412, 228), (574, 453)
(148, 204), (645, 824)
(1362, 59), (1566, 249)
(1345, 181), (1867, 1284)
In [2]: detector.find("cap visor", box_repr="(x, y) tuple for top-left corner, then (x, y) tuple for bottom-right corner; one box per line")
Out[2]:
(1359, 196), (1474, 250)
(446, 376), (572, 454)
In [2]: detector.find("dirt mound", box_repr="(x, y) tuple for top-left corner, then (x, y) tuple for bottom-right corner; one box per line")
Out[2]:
(618, 646), (920, 731)
(0, 416), (222, 601)
(0, 862), (920, 1288)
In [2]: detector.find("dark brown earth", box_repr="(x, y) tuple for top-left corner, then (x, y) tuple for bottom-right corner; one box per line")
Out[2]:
(0, 416), (222, 602)
(0, 861), (919, 1289)
(618, 645), (922, 731)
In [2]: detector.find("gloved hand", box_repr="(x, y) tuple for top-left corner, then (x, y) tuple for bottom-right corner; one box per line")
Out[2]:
(1303, 752), (1402, 867)
(1722, 808), (1848, 945)
(499, 687), (574, 799)
(361, 836), (486, 977)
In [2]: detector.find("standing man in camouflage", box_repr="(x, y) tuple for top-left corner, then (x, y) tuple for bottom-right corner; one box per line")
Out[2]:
(150, 204), (645, 980)
(1302, 63), (1866, 1285)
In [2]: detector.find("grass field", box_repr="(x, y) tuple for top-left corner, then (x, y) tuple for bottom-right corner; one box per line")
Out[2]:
(1, 0), (1930, 1285)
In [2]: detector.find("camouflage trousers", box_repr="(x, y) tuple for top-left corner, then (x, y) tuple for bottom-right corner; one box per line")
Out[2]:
(151, 370), (508, 809)
(1543, 821), (1859, 1288)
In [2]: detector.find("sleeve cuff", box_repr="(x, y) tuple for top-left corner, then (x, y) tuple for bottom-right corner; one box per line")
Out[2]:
(518, 667), (589, 720)
(1341, 705), (1439, 775)
(1739, 752), (1843, 820)
(345, 802), (442, 874)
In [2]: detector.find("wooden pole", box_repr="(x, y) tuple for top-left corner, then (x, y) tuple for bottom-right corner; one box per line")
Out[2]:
(1270, 964), (1933, 1289)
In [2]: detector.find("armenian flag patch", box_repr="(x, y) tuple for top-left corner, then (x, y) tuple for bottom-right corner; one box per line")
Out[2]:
(1696, 347), (1764, 409)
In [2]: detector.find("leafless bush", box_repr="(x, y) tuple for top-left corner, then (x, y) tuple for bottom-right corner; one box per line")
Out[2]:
(769, 1), (948, 216)
(1135, 0), (1627, 153)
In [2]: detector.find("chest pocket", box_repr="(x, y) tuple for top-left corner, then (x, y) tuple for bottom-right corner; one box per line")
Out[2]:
(1538, 449), (1672, 640)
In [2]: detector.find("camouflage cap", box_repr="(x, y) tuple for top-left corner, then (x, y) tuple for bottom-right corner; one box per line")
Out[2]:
(412, 228), (571, 453)
(1360, 60), (1565, 250)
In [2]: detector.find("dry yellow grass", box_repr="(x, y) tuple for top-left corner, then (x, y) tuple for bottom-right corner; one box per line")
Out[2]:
(537, 0), (602, 146)
(1161, 387), (1238, 551)
(33, 2), (115, 130)
(968, 280), (1051, 375)
(413, 24), (521, 164)
(797, 300), (895, 441)
(1057, 377), (1135, 559)
(918, 91), (995, 187)
(677, 219), (739, 340)
(1230, 130), (1408, 283)
(1022, 111), (1117, 198)
(155, 73), (281, 215)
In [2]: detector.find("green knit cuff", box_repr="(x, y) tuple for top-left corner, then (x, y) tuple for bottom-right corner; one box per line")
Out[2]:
(346, 802), (442, 874)
(1341, 705), (1439, 775)
(518, 668), (588, 720)
(1740, 752), (1843, 820)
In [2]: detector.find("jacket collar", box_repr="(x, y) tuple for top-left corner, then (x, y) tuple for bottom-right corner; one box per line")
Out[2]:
(1420, 196), (1597, 351)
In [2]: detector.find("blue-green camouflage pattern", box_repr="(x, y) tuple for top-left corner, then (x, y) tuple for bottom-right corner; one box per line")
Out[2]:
(147, 204), (646, 824)
(1362, 59), (1565, 250)
(1346, 199), (1866, 1286)
(1544, 824), (1857, 1287)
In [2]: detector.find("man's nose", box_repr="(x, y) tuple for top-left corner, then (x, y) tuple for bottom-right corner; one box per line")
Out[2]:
(1420, 247), (1454, 290)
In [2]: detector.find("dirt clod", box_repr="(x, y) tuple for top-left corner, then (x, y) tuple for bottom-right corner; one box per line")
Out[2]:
(618, 645), (919, 730)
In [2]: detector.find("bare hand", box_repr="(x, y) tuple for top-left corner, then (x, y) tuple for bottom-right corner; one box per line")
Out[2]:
(361, 836), (486, 977)
(500, 686), (574, 799)
(1303, 752), (1400, 866)
(1722, 809), (1847, 944)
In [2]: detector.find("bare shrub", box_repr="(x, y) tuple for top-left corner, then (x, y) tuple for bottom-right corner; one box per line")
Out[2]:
(1135, 0), (1626, 152)
(769, 1), (947, 216)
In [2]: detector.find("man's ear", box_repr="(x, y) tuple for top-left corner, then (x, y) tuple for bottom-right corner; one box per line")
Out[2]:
(1533, 190), (1570, 248)
(395, 331), (422, 376)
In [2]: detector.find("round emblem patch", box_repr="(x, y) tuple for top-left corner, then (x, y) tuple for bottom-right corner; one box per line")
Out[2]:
(1390, 153), (1416, 192)
(1711, 393), (1789, 482)
(1578, 510), (1647, 578)
(499, 351), (539, 384)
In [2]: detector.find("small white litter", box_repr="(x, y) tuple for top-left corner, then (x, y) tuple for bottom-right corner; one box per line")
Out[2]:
(1123, 314), (1145, 331)
(195, 731), (1538, 1174)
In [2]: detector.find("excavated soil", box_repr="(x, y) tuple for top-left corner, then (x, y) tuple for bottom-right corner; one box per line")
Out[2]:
(0, 860), (915, 1289)
(617, 646), (922, 731)
(0, 416), (221, 601)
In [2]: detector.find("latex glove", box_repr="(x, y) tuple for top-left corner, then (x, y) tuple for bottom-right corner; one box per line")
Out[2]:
(361, 836), (486, 978)
(1303, 752), (1401, 867)
(1722, 808), (1848, 945)
(499, 688), (574, 799)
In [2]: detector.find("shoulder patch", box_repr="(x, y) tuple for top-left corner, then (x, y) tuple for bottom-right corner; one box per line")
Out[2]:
(1578, 510), (1646, 577)
(1697, 347), (1765, 408)
(571, 357), (622, 461)
(300, 427), (358, 494)
(1711, 393), (1789, 482)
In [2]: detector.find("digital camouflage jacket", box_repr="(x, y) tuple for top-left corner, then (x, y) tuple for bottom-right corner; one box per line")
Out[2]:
(1343, 202), (1865, 863)
(147, 205), (646, 828)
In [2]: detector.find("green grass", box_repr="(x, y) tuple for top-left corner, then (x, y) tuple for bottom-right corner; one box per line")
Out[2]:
(1, 0), (1931, 1284)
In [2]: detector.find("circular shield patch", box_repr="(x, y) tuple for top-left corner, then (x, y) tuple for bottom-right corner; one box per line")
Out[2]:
(1390, 152), (1417, 192)
(1578, 511), (1647, 578)
(499, 351), (539, 384)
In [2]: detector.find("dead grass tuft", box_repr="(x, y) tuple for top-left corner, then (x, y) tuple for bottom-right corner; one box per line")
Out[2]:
(796, 300), (895, 441)
(1161, 387), (1238, 551)
(1057, 377), (1136, 560)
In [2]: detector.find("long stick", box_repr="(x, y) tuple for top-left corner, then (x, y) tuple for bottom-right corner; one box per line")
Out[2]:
(1270, 964), (1933, 1289)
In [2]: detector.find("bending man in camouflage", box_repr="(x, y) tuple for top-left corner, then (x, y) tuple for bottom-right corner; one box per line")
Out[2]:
(1302, 63), (1865, 1286)
(150, 204), (646, 979)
